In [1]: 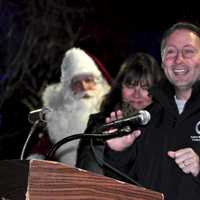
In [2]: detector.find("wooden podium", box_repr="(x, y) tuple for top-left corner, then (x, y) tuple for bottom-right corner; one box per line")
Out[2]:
(0, 160), (164, 200)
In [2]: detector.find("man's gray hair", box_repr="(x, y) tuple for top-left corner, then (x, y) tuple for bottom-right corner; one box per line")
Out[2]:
(161, 22), (200, 59)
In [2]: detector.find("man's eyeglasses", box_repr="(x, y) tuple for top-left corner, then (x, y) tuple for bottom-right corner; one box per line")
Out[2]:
(162, 45), (199, 61)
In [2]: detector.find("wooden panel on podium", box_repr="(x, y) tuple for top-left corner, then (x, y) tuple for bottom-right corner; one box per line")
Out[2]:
(0, 160), (164, 200)
(28, 160), (164, 200)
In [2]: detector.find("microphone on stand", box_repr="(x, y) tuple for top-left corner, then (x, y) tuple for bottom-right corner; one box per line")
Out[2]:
(45, 110), (151, 187)
(20, 108), (52, 160)
(46, 110), (151, 159)
(28, 107), (52, 124)
(96, 110), (151, 133)
(35, 109), (151, 187)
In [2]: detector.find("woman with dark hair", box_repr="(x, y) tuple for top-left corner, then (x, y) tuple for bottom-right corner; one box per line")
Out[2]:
(76, 52), (164, 174)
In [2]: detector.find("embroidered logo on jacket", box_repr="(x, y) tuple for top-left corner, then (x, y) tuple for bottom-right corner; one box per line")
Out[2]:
(191, 121), (200, 142)
(195, 121), (200, 135)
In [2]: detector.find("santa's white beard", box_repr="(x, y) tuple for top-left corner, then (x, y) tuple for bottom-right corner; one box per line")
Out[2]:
(46, 87), (104, 166)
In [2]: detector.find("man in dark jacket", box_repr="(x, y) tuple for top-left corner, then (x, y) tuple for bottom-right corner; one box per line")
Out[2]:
(104, 22), (200, 200)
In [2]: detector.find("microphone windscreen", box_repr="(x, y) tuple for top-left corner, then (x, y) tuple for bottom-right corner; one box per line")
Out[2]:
(139, 110), (151, 125)
(28, 108), (51, 124)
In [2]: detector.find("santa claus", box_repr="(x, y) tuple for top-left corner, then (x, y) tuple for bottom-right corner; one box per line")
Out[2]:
(28, 47), (111, 166)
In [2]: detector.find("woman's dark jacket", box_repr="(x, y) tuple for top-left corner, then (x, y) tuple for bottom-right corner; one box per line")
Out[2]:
(76, 111), (107, 174)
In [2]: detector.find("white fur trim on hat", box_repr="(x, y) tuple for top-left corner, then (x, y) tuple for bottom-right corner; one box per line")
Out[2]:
(60, 48), (102, 84)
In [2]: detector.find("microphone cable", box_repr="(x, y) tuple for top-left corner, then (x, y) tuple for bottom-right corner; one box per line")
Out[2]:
(20, 120), (40, 160)
(89, 138), (143, 187)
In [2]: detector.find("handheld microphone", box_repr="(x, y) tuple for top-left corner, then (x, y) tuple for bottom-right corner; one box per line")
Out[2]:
(98, 110), (151, 132)
(28, 107), (51, 124)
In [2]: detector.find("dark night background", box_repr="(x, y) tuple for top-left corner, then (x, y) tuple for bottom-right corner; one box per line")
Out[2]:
(0, 0), (199, 159)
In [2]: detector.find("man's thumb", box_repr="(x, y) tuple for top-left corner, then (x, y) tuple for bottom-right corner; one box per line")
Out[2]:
(168, 151), (175, 158)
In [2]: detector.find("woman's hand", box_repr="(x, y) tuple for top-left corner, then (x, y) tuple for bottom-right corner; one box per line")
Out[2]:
(105, 110), (141, 151)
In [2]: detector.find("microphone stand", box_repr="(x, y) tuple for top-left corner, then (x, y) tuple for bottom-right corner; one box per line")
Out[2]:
(20, 120), (40, 160)
(45, 127), (143, 187)
(46, 127), (132, 160)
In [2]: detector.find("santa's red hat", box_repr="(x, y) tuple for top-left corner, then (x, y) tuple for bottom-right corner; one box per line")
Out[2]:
(60, 47), (111, 85)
